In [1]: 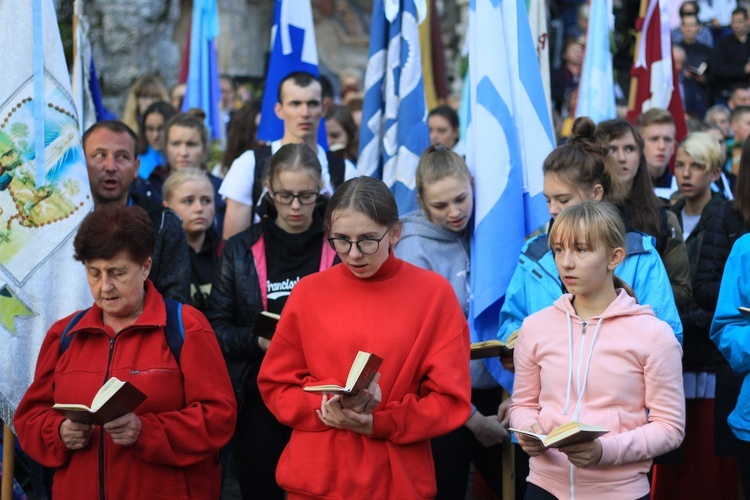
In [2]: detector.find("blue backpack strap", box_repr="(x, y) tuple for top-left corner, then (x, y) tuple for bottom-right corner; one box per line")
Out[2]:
(60, 308), (91, 354)
(163, 298), (185, 367)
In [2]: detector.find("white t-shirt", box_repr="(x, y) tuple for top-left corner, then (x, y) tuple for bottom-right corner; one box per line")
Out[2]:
(681, 209), (701, 241)
(219, 140), (357, 206)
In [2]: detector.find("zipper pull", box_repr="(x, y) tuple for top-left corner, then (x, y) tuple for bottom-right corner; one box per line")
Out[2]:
(581, 321), (588, 336)
(130, 370), (140, 375)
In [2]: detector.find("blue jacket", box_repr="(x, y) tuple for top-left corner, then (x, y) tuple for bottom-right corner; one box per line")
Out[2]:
(710, 233), (750, 441)
(497, 231), (683, 385)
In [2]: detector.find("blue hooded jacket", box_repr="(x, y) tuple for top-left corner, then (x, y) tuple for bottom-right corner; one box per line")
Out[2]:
(496, 231), (683, 387)
(710, 233), (750, 441)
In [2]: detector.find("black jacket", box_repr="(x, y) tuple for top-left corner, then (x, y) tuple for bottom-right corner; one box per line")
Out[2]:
(672, 193), (726, 371)
(694, 200), (750, 309)
(129, 190), (190, 304)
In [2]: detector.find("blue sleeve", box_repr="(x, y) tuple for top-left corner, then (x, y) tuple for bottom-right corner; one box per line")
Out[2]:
(498, 262), (530, 342)
(710, 235), (750, 374)
(626, 251), (683, 345)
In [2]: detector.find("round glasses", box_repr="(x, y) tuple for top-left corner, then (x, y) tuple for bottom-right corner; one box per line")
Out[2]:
(327, 228), (390, 255)
(270, 190), (319, 205)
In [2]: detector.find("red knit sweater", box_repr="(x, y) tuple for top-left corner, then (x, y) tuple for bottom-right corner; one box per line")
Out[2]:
(258, 254), (472, 499)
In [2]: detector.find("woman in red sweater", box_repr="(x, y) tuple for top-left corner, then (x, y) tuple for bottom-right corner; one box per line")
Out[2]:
(258, 177), (472, 499)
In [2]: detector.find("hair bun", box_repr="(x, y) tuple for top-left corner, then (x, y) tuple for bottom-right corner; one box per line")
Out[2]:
(571, 116), (596, 142)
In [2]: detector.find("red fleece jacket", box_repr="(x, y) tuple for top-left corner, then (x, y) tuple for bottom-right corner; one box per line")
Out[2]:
(14, 281), (236, 499)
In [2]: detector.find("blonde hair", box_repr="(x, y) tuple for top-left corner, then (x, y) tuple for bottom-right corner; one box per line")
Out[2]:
(121, 74), (170, 133)
(162, 168), (214, 203)
(678, 132), (724, 175)
(548, 201), (636, 298)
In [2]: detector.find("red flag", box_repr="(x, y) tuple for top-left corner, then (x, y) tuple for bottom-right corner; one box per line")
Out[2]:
(627, 0), (687, 144)
(178, 22), (191, 84)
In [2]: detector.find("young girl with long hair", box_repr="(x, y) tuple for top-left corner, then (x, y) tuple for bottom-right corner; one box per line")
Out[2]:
(257, 177), (472, 499)
(395, 145), (508, 498)
(206, 143), (337, 499)
(510, 202), (685, 499)
(137, 101), (176, 179)
(595, 119), (692, 310)
(162, 168), (220, 312)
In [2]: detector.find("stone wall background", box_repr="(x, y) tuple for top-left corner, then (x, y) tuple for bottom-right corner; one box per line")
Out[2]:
(55, 0), (466, 118)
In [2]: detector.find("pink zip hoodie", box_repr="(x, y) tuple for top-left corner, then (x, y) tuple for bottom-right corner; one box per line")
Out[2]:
(510, 289), (685, 499)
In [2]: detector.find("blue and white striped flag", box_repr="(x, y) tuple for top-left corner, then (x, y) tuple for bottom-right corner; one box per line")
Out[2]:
(0, 0), (93, 425)
(575, 0), (616, 123)
(257, 0), (327, 145)
(182, 0), (222, 140)
(467, 0), (554, 390)
(358, 0), (430, 215)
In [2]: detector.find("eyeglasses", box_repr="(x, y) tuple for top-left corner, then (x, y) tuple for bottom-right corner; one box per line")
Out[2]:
(327, 228), (391, 255)
(270, 189), (319, 205)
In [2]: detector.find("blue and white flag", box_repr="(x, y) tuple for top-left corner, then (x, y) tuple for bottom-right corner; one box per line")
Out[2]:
(0, 0), (93, 425)
(575, 0), (616, 123)
(257, 0), (327, 145)
(358, 0), (430, 215)
(182, 0), (222, 140)
(71, 0), (116, 134)
(467, 0), (554, 391)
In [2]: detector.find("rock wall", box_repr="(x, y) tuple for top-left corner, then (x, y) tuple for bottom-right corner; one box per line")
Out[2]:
(58, 0), (465, 117)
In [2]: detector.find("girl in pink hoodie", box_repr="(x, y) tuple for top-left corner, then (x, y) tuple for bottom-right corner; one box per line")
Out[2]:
(510, 202), (685, 500)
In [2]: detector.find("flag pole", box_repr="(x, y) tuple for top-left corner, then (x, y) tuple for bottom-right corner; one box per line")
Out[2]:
(72, 0), (80, 66)
(627, 0), (649, 112)
(1, 424), (15, 500)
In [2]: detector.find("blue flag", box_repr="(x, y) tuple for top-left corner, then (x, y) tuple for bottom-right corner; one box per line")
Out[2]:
(467, 0), (554, 391)
(358, 0), (430, 215)
(182, 0), (222, 140)
(257, 0), (327, 146)
(575, 0), (616, 123)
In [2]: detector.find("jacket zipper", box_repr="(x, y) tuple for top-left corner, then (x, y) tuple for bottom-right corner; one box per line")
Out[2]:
(570, 321), (588, 500)
(99, 335), (119, 500)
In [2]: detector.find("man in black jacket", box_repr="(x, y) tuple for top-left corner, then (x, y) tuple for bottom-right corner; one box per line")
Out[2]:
(710, 7), (750, 104)
(82, 121), (190, 303)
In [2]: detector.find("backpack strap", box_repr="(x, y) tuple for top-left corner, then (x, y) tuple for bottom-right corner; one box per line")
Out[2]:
(326, 152), (346, 189)
(59, 300), (185, 367)
(60, 308), (91, 354)
(163, 298), (185, 367)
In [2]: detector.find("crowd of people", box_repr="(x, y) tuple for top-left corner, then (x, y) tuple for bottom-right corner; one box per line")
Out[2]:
(8, 2), (750, 497)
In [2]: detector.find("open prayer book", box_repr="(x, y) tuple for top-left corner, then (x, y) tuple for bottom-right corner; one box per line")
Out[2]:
(470, 330), (519, 360)
(303, 351), (383, 395)
(510, 422), (609, 448)
(52, 377), (146, 425)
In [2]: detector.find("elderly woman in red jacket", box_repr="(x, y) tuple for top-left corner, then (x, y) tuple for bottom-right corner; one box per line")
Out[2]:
(14, 204), (236, 500)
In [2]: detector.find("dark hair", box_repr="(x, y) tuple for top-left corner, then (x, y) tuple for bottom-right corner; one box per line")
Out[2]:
(732, 139), (750, 222)
(83, 121), (139, 157)
(325, 177), (399, 233)
(595, 119), (662, 241)
(277, 72), (320, 103)
(165, 112), (209, 164)
(74, 204), (155, 264)
(733, 6), (748, 19)
(544, 117), (625, 202)
(266, 143), (323, 189)
(325, 104), (359, 161)
(731, 105), (750, 123)
(138, 101), (177, 155)
(679, 1), (699, 17)
(221, 100), (262, 176)
(428, 105), (460, 132)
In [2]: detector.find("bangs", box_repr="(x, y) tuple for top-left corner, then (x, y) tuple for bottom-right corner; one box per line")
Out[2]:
(548, 206), (612, 251)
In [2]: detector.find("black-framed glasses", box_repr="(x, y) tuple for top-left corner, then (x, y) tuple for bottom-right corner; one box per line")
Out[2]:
(270, 189), (319, 205)
(327, 228), (391, 255)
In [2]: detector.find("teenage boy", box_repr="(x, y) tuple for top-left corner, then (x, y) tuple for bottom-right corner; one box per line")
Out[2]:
(637, 108), (678, 199)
